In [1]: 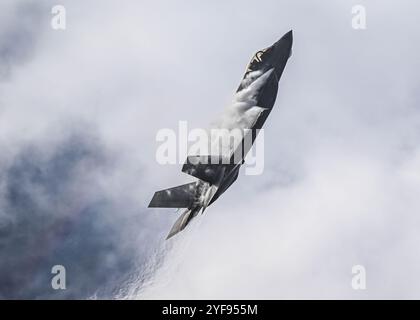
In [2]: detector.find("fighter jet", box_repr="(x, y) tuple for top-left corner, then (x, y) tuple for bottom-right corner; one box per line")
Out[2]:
(149, 31), (293, 239)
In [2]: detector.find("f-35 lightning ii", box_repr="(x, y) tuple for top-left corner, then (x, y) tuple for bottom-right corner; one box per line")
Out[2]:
(149, 31), (293, 239)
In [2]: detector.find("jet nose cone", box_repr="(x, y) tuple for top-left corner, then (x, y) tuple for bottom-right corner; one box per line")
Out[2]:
(276, 30), (293, 47)
(283, 30), (293, 44)
(266, 30), (293, 74)
(270, 30), (293, 55)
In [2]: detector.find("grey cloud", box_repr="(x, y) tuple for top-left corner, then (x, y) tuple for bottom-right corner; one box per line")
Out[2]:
(0, 1), (47, 80)
(0, 129), (167, 299)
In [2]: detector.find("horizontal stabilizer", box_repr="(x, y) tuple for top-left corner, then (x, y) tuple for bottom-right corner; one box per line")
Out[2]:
(182, 155), (233, 184)
(148, 182), (196, 208)
(166, 207), (200, 239)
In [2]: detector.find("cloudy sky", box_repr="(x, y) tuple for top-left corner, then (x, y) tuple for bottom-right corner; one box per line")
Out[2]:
(0, 0), (419, 299)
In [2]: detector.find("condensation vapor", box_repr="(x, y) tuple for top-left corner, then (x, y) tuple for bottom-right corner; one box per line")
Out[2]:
(199, 69), (273, 159)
